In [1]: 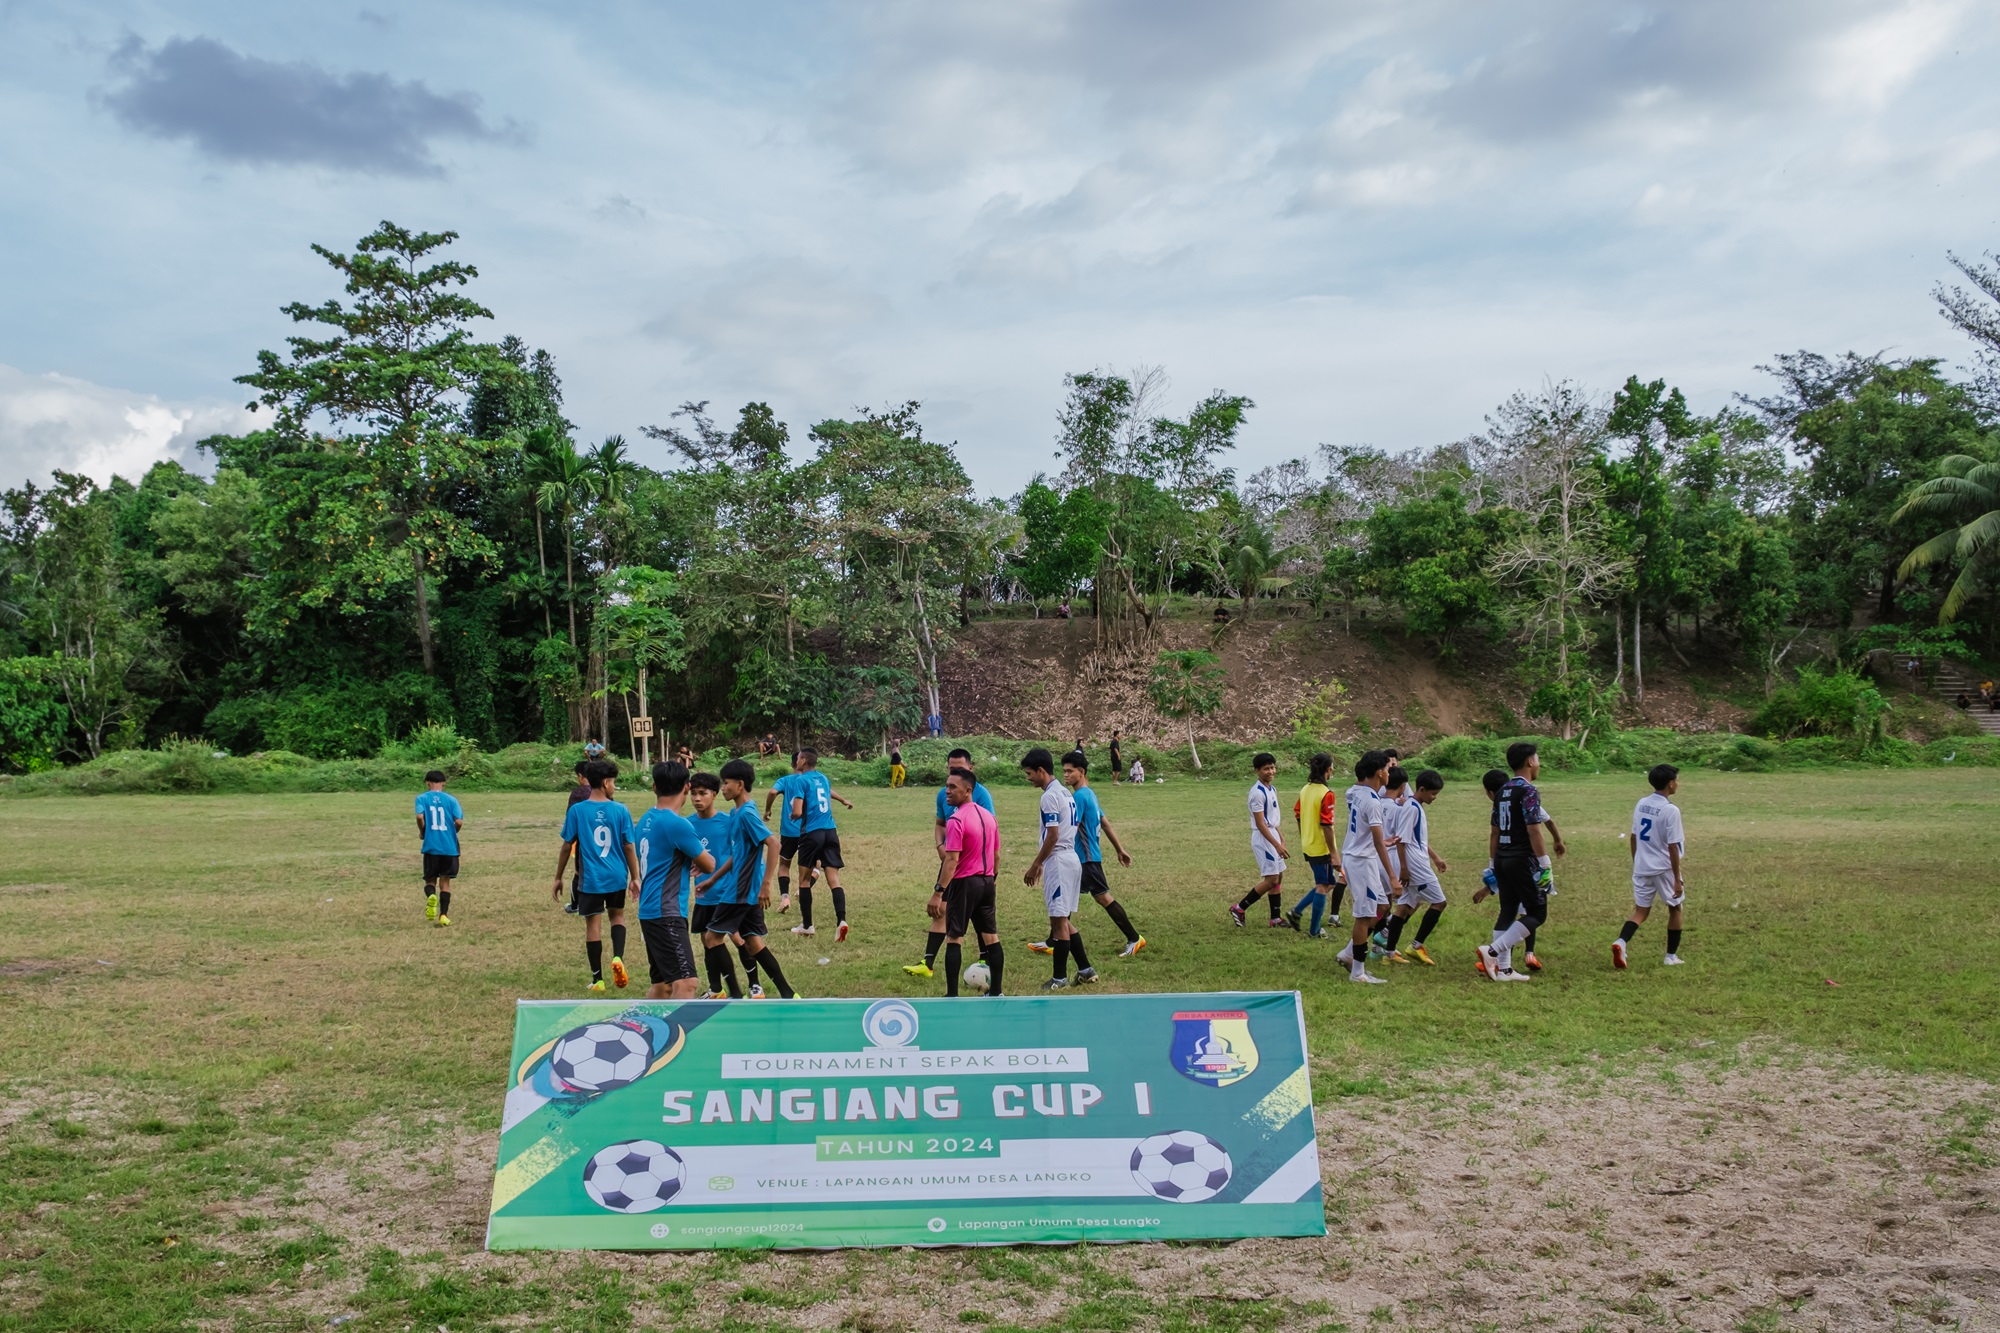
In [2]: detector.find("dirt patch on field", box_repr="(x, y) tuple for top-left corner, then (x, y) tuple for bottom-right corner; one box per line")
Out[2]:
(0, 959), (63, 977)
(233, 1053), (2000, 1331)
(0, 883), (64, 894)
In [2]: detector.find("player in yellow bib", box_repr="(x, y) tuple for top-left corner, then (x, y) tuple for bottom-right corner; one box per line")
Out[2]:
(1284, 753), (1344, 937)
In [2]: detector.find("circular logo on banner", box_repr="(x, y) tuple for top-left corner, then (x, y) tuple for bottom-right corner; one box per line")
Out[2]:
(926, 1217), (947, 1233)
(862, 999), (919, 1049)
(649, 1223), (670, 1239)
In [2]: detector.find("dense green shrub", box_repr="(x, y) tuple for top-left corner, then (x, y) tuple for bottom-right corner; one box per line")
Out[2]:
(1750, 667), (1888, 741)
(0, 656), (69, 772)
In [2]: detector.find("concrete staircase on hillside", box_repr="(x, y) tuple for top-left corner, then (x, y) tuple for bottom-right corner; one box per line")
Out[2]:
(1925, 659), (2000, 736)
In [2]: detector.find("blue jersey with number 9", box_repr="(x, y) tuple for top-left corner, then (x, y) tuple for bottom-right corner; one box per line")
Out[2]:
(561, 798), (636, 897)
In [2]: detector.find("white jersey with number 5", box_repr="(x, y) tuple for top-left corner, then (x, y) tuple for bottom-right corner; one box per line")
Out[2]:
(1341, 783), (1383, 862)
(1631, 792), (1684, 876)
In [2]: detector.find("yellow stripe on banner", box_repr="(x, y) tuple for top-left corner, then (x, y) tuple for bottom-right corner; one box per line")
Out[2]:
(490, 1136), (579, 1215)
(1242, 1065), (1311, 1133)
(644, 1025), (685, 1077)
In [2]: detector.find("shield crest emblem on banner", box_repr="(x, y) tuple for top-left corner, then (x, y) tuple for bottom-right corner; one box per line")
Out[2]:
(1171, 1010), (1258, 1088)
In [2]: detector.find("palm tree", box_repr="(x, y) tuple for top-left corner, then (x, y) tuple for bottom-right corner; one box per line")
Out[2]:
(518, 426), (569, 637)
(1896, 454), (2000, 622)
(1224, 520), (1301, 620)
(527, 432), (594, 647)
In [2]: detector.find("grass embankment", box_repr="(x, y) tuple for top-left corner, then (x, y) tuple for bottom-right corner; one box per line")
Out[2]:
(5, 727), (1997, 799)
(1, 769), (1998, 1329)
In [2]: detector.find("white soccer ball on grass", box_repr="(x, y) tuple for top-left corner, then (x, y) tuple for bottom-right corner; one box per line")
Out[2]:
(961, 960), (991, 993)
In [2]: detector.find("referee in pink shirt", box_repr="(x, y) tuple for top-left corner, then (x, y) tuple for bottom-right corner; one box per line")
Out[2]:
(938, 765), (1004, 996)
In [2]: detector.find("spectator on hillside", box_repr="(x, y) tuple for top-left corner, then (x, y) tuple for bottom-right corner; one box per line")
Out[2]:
(1958, 692), (1973, 710)
(758, 733), (779, 757)
(1128, 757), (1146, 784)
(1212, 603), (1230, 622)
(1109, 729), (1123, 782)
(927, 711), (943, 738)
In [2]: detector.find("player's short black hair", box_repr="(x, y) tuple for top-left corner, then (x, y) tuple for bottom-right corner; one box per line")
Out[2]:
(583, 759), (617, 787)
(1062, 750), (1088, 771)
(1505, 741), (1538, 772)
(424, 769), (447, 784)
(689, 770), (721, 793)
(573, 759), (590, 777)
(1481, 768), (1507, 795)
(1385, 765), (1408, 790)
(1354, 750), (1388, 781)
(1251, 752), (1276, 769)
(948, 747), (973, 763)
(799, 747), (819, 768)
(652, 760), (689, 796)
(1020, 747), (1055, 774)
(1308, 752), (1334, 783)
(947, 765), (976, 788)
(718, 757), (756, 787)
(1648, 763), (1679, 791)
(1383, 748), (1400, 761)
(1415, 769), (1445, 792)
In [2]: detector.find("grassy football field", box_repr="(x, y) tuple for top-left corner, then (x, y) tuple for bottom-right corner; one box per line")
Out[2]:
(2, 767), (1998, 1331)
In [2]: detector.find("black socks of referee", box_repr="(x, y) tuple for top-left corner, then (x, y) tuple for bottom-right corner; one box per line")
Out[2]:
(983, 942), (1005, 996)
(925, 930), (944, 966)
(587, 939), (603, 982)
(1099, 897), (1139, 943)
(944, 943), (963, 996)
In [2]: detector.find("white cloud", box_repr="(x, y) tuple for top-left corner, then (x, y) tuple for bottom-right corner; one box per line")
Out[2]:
(0, 365), (256, 487)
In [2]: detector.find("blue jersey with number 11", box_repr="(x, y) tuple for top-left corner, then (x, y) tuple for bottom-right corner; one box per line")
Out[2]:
(415, 790), (462, 855)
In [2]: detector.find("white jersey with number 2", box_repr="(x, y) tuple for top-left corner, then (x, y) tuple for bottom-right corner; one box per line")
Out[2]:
(1630, 792), (1685, 877)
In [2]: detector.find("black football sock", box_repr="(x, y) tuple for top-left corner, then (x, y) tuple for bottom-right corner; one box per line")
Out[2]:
(944, 943), (963, 997)
(587, 939), (603, 982)
(423, 880), (435, 899)
(1051, 939), (1070, 981)
(757, 947), (794, 998)
(1384, 913), (1408, 951)
(1069, 932), (1091, 971)
(611, 923), (627, 960)
(1237, 890), (1260, 910)
(438, 890), (451, 917)
(832, 886), (848, 924)
(1100, 898), (1138, 943)
(1327, 883), (1346, 918)
(1268, 893), (1283, 919)
(778, 874), (790, 901)
(1414, 907), (1443, 945)
(1620, 920), (1641, 943)
(704, 946), (723, 993)
(1524, 927), (1538, 955)
(983, 943), (1005, 996)
(705, 944), (742, 998)
(1666, 929), (1682, 955)
(925, 930), (944, 966)
(798, 884), (814, 929)
(737, 941), (760, 986)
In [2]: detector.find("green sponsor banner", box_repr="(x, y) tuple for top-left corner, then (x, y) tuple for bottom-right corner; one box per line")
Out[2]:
(487, 991), (1324, 1250)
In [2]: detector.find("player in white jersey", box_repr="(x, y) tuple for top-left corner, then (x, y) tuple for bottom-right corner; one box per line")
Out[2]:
(1379, 769), (1449, 965)
(1614, 764), (1687, 968)
(1020, 748), (1094, 988)
(1334, 750), (1399, 984)
(1230, 753), (1290, 928)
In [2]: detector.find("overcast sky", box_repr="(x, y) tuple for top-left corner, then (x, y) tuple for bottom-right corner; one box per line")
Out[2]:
(3, 1), (1996, 496)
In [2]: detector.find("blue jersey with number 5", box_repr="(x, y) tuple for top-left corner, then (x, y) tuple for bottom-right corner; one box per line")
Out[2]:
(415, 791), (462, 855)
(561, 798), (635, 897)
(799, 770), (837, 833)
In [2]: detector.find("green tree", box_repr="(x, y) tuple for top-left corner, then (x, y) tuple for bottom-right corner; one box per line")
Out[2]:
(1363, 484), (1507, 653)
(1015, 479), (1106, 609)
(0, 656), (68, 771)
(600, 565), (686, 766)
(1894, 452), (2000, 622)
(237, 221), (504, 673)
(1604, 376), (1696, 698)
(1148, 648), (1226, 769)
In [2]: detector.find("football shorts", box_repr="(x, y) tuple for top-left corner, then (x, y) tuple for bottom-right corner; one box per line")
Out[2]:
(1042, 854), (1082, 918)
(1633, 871), (1684, 909)
(640, 917), (697, 985)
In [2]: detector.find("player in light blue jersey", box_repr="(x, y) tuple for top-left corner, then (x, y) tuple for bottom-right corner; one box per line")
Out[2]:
(686, 772), (745, 997)
(414, 770), (464, 926)
(708, 757), (797, 998)
(762, 754), (807, 916)
(552, 759), (639, 994)
(1055, 750), (1145, 957)
(789, 749), (855, 940)
(636, 760), (716, 999)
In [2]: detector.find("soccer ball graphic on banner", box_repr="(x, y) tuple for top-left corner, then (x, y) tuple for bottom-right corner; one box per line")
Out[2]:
(583, 1139), (686, 1213)
(1130, 1130), (1233, 1203)
(550, 1022), (652, 1093)
(961, 960), (991, 993)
